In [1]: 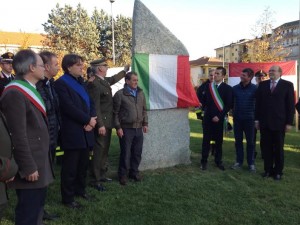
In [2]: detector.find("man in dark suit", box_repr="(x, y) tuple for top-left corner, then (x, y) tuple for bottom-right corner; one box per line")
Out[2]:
(0, 52), (15, 96)
(36, 51), (61, 221)
(197, 68), (216, 155)
(200, 66), (233, 171)
(55, 54), (97, 209)
(0, 49), (54, 225)
(87, 58), (129, 190)
(255, 65), (295, 181)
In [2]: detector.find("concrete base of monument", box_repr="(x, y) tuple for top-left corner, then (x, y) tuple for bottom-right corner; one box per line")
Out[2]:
(139, 108), (191, 171)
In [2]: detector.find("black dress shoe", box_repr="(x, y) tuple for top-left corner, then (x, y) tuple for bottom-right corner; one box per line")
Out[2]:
(119, 176), (127, 185)
(99, 177), (113, 182)
(93, 183), (106, 192)
(217, 164), (225, 171)
(200, 163), (207, 170)
(129, 174), (142, 182)
(63, 201), (82, 209)
(274, 174), (282, 181)
(262, 172), (271, 178)
(43, 210), (59, 221)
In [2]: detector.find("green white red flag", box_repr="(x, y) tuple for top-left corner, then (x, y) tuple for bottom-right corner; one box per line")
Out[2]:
(132, 53), (200, 110)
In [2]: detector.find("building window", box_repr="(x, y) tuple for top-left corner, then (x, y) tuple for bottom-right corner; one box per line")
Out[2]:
(232, 53), (234, 56)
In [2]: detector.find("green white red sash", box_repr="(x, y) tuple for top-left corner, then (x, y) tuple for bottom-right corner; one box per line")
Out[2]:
(209, 82), (224, 111)
(4, 80), (46, 117)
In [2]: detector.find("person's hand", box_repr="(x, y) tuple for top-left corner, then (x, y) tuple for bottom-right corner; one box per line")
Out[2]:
(89, 117), (97, 128)
(255, 121), (260, 130)
(285, 125), (292, 132)
(84, 124), (93, 131)
(212, 116), (219, 123)
(98, 126), (106, 136)
(143, 126), (148, 133)
(117, 128), (124, 138)
(25, 171), (39, 182)
(124, 65), (130, 73)
(88, 76), (95, 82)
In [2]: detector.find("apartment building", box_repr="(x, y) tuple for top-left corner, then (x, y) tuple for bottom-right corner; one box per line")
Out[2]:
(214, 39), (249, 63)
(274, 20), (300, 61)
(215, 20), (300, 63)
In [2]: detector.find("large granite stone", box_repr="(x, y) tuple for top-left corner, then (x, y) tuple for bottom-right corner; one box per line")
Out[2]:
(132, 0), (192, 170)
(132, 0), (188, 55)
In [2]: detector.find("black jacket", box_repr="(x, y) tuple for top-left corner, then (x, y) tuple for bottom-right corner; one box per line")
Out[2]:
(255, 79), (295, 130)
(37, 78), (61, 150)
(202, 82), (233, 121)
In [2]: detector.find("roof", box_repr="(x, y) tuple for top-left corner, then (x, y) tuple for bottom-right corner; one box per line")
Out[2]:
(215, 39), (250, 50)
(0, 31), (45, 46)
(189, 56), (225, 66)
(275, 20), (299, 29)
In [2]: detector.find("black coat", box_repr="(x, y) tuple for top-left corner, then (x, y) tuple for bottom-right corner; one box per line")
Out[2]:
(0, 74), (14, 96)
(54, 75), (96, 150)
(202, 82), (233, 121)
(255, 79), (295, 131)
(36, 78), (61, 150)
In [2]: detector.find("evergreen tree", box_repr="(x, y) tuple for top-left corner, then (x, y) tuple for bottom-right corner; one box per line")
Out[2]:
(91, 9), (132, 66)
(42, 4), (100, 63)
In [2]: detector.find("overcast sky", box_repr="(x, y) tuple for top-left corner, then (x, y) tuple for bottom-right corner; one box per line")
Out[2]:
(1, 0), (299, 59)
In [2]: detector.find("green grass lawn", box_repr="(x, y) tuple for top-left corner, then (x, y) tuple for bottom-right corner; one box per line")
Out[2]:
(2, 112), (300, 225)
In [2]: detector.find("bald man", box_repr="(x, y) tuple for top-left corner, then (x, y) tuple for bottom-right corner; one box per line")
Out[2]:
(255, 65), (295, 181)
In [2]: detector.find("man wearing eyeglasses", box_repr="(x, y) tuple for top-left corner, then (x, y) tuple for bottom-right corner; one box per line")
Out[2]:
(0, 52), (15, 96)
(255, 65), (295, 181)
(0, 49), (53, 225)
(87, 58), (129, 191)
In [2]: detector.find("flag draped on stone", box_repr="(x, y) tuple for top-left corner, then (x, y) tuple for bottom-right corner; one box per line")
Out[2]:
(132, 0), (200, 110)
(133, 53), (200, 110)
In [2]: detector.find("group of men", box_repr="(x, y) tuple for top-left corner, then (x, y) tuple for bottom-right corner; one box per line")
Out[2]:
(197, 66), (295, 181)
(0, 50), (148, 225)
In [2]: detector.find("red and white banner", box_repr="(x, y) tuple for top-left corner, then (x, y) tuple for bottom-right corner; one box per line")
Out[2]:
(228, 61), (297, 89)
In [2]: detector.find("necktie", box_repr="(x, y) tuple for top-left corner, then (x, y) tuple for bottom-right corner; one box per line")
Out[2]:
(270, 81), (276, 93)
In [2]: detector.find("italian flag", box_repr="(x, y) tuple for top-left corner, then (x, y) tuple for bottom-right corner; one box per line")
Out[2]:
(132, 53), (200, 110)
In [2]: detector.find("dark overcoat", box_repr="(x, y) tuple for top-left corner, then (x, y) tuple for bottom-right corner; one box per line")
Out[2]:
(0, 85), (53, 190)
(54, 74), (96, 150)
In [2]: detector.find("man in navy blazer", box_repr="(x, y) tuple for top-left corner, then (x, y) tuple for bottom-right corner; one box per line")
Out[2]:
(255, 65), (295, 181)
(55, 54), (97, 209)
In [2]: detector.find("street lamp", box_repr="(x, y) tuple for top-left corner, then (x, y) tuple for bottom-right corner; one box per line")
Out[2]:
(110, 0), (115, 65)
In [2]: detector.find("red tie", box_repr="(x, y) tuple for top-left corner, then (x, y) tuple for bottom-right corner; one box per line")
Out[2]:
(270, 81), (276, 93)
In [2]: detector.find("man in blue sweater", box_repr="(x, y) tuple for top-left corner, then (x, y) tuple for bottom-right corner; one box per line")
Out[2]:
(231, 68), (257, 172)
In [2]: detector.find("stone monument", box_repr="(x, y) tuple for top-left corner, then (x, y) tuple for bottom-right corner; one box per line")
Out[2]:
(132, 0), (198, 170)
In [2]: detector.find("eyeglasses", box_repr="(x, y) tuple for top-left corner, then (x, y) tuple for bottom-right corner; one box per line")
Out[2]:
(269, 69), (278, 72)
(37, 64), (45, 68)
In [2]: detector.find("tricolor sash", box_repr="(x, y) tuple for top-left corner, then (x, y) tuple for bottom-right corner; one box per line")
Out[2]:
(209, 82), (224, 112)
(4, 80), (46, 117)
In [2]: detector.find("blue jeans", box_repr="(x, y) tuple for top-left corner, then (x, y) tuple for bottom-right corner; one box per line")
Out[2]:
(233, 119), (255, 166)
